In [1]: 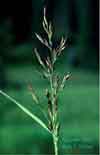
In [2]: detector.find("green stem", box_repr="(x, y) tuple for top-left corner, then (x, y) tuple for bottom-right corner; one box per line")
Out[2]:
(49, 65), (59, 155)
(53, 134), (58, 155)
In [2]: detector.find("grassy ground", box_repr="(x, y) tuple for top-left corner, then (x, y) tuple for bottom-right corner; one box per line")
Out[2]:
(0, 63), (98, 154)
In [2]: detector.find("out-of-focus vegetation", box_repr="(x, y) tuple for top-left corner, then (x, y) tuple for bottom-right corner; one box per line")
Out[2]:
(0, 0), (98, 154)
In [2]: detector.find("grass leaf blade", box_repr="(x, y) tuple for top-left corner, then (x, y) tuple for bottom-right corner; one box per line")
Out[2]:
(0, 90), (51, 134)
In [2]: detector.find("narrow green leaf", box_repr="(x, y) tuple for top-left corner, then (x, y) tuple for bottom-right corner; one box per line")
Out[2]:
(0, 90), (51, 134)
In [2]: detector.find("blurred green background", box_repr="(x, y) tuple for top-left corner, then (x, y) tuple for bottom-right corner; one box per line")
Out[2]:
(0, 0), (99, 154)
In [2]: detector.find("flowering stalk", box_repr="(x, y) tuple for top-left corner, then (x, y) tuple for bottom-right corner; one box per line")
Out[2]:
(34, 7), (70, 155)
